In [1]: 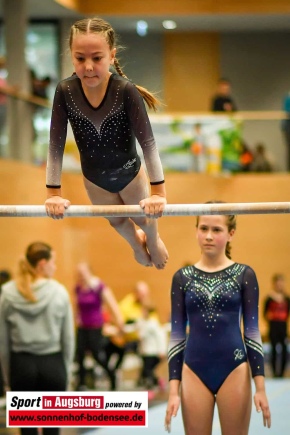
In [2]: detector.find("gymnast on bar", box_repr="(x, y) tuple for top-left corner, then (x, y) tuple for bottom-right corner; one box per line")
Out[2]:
(44, 17), (168, 269)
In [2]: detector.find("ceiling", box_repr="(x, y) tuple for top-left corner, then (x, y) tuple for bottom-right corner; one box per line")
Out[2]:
(1, 0), (290, 33)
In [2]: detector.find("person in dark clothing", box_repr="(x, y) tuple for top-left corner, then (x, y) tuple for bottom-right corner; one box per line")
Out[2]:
(211, 78), (237, 112)
(0, 269), (12, 397)
(249, 143), (273, 173)
(264, 273), (290, 377)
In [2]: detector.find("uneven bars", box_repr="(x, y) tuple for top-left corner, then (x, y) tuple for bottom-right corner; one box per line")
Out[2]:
(0, 202), (290, 217)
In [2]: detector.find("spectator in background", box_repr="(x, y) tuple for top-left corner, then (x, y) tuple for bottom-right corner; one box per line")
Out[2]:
(211, 78), (237, 112)
(0, 269), (12, 397)
(0, 269), (11, 293)
(137, 305), (167, 390)
(0, 242), (75, 435)
(249, 143), (273, 172)
(119, 280), (159, 353)
(30, 70), (52, 142)
(74, 262), (123, 391)
(31, 72), (51, 100)
(264, 274), (290, 378)
(281, 92), (290, 171)
(101, 314), (126, 381)
(119, 281), (163, 388)
(239, 141), (254, 172)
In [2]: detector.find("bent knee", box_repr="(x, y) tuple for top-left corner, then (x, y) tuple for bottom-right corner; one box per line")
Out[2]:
(131, 216), (148, 227)
(107, 217), (128, 229)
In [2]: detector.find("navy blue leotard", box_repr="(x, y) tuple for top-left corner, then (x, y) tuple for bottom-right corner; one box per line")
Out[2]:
(46, 73), (164, 193)
(168, 263), (264, 395)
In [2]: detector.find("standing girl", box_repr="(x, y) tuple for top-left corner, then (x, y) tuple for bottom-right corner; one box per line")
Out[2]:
(165, 203), (271, 434)
(45, 17), (168, 269)
(0, 242), (75, 435)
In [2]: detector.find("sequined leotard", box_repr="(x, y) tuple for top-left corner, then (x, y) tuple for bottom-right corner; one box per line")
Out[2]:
(168, 263), (264, 395)
(46, 73), (164, 193)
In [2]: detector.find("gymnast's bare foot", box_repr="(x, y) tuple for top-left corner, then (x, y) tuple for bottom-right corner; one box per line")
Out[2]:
(146, 235), (169, 270)
(133, 229), (153, 267)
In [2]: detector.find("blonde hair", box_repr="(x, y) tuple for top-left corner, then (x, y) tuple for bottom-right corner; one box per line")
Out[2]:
(16, 242), (52, 302)
(69, 17), (161, 111)
(196, 201), (237, 259)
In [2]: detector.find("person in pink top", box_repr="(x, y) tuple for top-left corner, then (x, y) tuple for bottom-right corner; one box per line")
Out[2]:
(74, 262), (123, 390)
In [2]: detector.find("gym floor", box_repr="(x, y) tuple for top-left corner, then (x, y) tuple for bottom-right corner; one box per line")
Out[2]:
(1, 354), (289, 434)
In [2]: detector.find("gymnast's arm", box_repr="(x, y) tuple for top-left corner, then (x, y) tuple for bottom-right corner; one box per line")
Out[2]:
(165, 270), (187, 432)
(124, 82), (166, 217)
(45, 83), (71, 219)
(242, 266), (271, 428)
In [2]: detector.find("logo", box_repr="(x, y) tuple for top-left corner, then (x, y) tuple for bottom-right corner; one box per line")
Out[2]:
(123, 159), (136, 169)
(234, 349), (244, 360)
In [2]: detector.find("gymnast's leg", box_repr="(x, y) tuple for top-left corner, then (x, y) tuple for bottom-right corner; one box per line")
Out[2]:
(181, 364), (215, 435)
(83, 176), (152, 267)
(83, 168), (168, 269)
(119, 166), (168, 269)
(216, 362), (252, 435)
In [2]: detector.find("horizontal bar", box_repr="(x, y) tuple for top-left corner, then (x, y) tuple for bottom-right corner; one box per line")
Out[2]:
(0, 202), (290, 217)
(0, 85), (51, 108)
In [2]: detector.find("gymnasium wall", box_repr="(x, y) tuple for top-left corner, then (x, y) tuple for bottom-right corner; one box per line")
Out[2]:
(58, 20), (290, 170)
(55, 0), (290, 15)
(60, 23), (290, 113)
(1, 159), (290, 335)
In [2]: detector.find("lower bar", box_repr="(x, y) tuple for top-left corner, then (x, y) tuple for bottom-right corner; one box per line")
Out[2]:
(0, 202), (290, 217)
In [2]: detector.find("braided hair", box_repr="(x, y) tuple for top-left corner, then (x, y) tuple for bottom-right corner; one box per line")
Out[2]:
(69, 17), (161, 111)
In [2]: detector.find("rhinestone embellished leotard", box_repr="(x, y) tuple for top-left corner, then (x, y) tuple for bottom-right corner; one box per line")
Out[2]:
(46, 73), (164, 193)
(168, 263), (264, 394)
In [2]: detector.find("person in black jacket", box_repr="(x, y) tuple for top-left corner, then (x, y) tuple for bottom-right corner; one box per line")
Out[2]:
(211, 78), (237, 112)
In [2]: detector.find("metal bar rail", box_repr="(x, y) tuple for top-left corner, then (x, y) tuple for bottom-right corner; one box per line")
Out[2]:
(0, 203), (290, 218)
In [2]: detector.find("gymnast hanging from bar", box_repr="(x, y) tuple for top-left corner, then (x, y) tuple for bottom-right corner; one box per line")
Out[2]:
(45, 17), (168, 269)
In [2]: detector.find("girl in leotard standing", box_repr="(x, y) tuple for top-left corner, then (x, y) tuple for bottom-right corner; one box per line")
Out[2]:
(165, 202), (271, 434)
(45, 17), (168, 270)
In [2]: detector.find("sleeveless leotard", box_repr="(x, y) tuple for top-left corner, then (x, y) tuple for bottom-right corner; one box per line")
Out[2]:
(168, 263), (264, 394)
